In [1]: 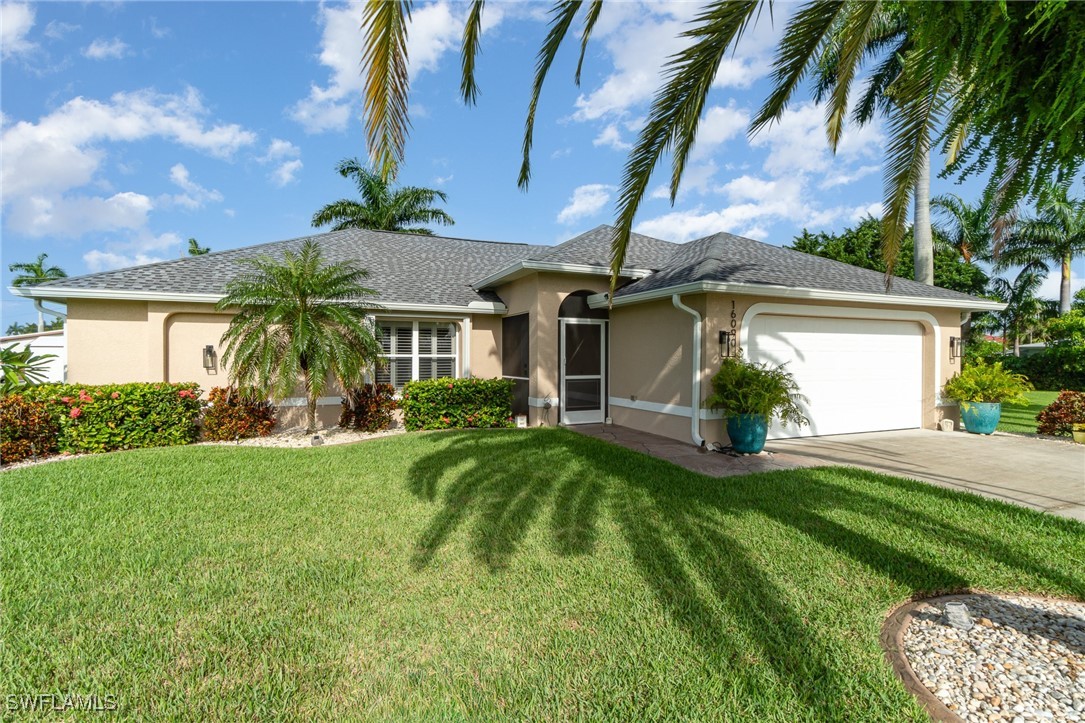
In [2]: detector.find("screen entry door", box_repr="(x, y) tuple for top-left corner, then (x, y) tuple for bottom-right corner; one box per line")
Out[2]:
(560, 319), (606, 424)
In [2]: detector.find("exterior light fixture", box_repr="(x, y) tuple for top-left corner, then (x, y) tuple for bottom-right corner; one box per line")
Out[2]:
(943, 601), (974, 631)
(202, 345), (216, 370)
(949, 336), (963, 364)
(719, 329), (737, 358)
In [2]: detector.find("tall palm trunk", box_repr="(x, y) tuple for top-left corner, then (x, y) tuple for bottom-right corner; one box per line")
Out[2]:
(1060, 251), (1072, 315)
(913, 146), (934, 285)
(300, 358), (318, 434)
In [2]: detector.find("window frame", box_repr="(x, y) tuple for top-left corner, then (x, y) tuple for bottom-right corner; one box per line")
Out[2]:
(374, 319), (461, 391)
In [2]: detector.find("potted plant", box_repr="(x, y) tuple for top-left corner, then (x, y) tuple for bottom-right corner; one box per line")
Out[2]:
(704, 356), (808, 454)
(942, 361), (1032, 435)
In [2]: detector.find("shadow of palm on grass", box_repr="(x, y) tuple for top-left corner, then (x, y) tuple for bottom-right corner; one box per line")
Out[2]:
(406, 428), (1084, 715)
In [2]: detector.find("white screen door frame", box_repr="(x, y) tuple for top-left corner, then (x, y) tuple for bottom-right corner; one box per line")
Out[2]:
(560, 318), (607, 424)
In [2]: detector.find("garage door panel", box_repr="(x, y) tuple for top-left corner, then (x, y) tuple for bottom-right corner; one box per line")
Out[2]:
(747, 315), (923, 439)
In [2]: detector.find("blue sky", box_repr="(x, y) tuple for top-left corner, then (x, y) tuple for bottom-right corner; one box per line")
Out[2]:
(2, 1), (1081, 327)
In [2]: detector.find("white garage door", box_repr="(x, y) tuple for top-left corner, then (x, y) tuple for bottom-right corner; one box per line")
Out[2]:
(747, 314), (924, 439)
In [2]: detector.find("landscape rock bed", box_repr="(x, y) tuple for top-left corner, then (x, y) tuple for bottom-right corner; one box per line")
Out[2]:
(893, 593), (1085, 722)
(200, 425), (404, 449)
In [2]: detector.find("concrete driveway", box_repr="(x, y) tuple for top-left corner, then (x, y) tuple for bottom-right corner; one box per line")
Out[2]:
(769, 429), (1085, 522)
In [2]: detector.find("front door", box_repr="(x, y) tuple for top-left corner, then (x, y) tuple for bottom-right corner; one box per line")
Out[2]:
(561, 319), (606, 424)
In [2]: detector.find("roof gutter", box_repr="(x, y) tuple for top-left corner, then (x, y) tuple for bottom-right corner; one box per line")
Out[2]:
(588, 280), (1006, 313)
(671, 294), (705, 449)
(8, 286), (507, 315)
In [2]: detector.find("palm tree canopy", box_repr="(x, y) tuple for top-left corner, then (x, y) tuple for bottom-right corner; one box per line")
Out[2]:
(215, 240), (383, 410)
(931, 193), (1000, 265)
(188, 238), (211, 255)
(360, 0), (1085, 290)
(8, 253), (67, 287)
(311, 157), (454, 235)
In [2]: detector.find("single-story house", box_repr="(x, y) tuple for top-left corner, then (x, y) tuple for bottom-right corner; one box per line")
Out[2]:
(11, 225), (1003, 445)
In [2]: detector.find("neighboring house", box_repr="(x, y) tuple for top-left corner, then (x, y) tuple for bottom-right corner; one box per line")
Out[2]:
(10, 226), (1003, 444)
(0, 328), (67, 383)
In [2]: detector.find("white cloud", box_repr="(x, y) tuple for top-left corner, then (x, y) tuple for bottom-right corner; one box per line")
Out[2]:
(849, 202), (884, 222)
(1037, 265), (1085, 302)
(1, 3), (37, 59)
(270, 159), (303, 187)
(433, 173), (453, 186)
(44, 20), (80, 41)
(692, 105), (750, 159)
(290, 1), (505, 134)
(7, 192), (153, 238)
(557, 184), (613, 224)
(147, 17), (170, 39)
(820, 164), (881, 190)
(162, 163), (223, 209)
(83, 37), (129, 60)
(1, 87), (255, 201)
(258, 138), (302, 187)
(752, 101), (883, 177)
(84, 231), (183, 272)
(593, 123), (631, 151)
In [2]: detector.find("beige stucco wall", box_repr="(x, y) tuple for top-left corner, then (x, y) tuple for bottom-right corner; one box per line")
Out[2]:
(64, 298), (504, 431)
(610, 293), (965, 445)
(495, 272), (610, 426)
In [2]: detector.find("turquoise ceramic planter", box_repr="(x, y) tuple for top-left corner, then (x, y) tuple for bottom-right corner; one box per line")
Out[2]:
(960, 401), (1002, 435)
(727, 413), (769, 454)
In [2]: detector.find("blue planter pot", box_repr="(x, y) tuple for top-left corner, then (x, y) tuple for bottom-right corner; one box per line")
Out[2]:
(726, 413), (769, 454)
(960, 401), (1002, 435)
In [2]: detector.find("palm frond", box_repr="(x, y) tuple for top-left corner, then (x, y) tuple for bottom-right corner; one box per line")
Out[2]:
(460, 0), (486, 105)
(575, 0), (604, 86)
(362, 0), (412, 182)
(519, 1), (585, 190)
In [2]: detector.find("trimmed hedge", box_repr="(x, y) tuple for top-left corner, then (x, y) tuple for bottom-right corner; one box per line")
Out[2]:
(1036, 391), (1085, 437)
(400, 377), (514, 431)
(203, 387), (277, 441)
(22, 382), (203, 454)
(0, 394), (59, 464)
(340, 384), (397, 432)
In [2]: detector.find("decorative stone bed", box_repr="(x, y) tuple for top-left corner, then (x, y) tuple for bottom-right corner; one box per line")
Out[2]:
(883, 593), (1085, 722)
(199, 425), (404, 449)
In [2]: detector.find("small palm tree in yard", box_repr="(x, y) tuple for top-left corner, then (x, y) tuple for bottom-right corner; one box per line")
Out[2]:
(311, 157), (454, 235)
(216, 240), (382, 434)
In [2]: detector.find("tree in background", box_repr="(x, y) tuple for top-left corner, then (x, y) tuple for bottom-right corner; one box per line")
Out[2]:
(984, 267), (1050, 356)
(8, 253), (67, 332)
(997, 183), (1085, 315)
(188, 238), (211, 255)
(789, 217), (988, 297)
(362, 1), (1085, 289)
(311, 158), (454, 235)
(5, 318), (64, 337)
(217, 240), (383, 434)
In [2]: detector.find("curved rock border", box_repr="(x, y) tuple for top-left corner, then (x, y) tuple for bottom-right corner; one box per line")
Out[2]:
(882, 592), (1085, 722)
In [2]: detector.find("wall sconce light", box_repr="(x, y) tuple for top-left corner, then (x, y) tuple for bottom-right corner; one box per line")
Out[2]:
(719, 329), (737, 358)
(202, 344), (216, 370)
(949, 336), (963, 364)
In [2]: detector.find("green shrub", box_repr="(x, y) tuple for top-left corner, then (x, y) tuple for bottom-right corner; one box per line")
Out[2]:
(0, 394), (59, 464)
(963, 339), (1006, 368)
(23, 382), (203, 454)
(1, 344), (57, 395)
(942, 361), (1032, 404)
(202, 387), (277, 441)
(1002, 312), (1085, 391)
(1035, 391), (1085, 437)
(704, 356), (808, 427)
(400, 377), (513, 432)
(340, 384), (397, 432)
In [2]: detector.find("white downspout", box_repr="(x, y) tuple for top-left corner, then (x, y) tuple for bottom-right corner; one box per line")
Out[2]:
(35, 299), (67, 320)
(671, 294), (705, 448)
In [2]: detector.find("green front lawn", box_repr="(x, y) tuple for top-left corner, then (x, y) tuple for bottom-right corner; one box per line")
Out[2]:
(998, 390), (1059, 434)
(4, 429), (1083, 720)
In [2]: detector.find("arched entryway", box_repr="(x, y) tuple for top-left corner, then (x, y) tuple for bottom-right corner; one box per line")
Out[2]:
(558, 291), (608, 425)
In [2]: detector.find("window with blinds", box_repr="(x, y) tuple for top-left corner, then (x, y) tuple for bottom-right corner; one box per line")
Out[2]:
(375, 321), (458, 389)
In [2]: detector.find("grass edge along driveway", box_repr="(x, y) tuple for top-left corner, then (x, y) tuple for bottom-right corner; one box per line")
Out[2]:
(3, 428), (1083, 721)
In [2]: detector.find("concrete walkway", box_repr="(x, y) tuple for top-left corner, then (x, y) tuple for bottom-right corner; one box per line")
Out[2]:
(573, 425), (1085, 522)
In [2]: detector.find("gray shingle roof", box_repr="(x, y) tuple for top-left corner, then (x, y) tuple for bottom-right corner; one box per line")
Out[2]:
(616, 231), (986, 303)
(36, 228), (548, 307)
(528, 225), (678, 270)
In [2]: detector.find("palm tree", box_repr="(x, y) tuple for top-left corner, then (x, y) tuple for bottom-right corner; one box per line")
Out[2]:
(987, 266), (1047, 356)
(8, 253), (67, 332)
(812, 5), (935, 286)
(360, 1), (1084, 288)
(997, 184), (1085, 315)
(216, 240), (383, 434)
(188, 238), (210, 255)
(931, 193), (1000, 265)
(311, 158), (454, 235)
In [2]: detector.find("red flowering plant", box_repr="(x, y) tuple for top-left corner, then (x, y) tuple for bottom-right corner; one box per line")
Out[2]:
(0, 394), (59, 464)
(1036, 391), (1085, 437)
(339, 384), (396, 432)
